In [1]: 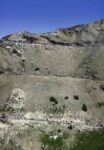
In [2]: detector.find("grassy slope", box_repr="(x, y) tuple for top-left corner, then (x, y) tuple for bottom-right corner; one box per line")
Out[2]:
(41, 129), (104, 150)
(70, 129), (104, 150)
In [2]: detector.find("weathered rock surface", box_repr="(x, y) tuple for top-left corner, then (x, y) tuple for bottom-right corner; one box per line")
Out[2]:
(7, 88), (26, 110)
(0, 20), (104, 150)
(0, 19), (104, 80)
(2, 19), (104, 46)
(0, 19), (104, 128)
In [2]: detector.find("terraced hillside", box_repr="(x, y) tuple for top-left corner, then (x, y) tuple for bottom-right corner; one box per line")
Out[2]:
(0, 19), (104, 150)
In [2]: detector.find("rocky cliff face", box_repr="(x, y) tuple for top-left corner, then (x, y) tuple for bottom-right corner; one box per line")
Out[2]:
(0, 19), (104, 150)
(0, 19), (104, 79)
(0, 20), (104, 128)
(2, 19), (104, 46)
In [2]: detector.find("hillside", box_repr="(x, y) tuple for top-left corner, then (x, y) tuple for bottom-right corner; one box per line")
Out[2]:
(0, 19), (104, 150)
(0, 20), (104, 79)
(2, 19), (104, 46)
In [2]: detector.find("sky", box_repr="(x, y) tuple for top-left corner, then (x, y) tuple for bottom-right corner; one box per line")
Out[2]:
(0, 0), (104, 37)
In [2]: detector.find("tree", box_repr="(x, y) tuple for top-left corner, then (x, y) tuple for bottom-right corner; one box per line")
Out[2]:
(82, 104), (87, 112)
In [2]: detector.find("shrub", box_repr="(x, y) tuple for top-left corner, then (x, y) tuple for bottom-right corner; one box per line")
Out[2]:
(49, 105), (65, 114)
(68, 124), (73, 130)
(34, 67), (40, 71)
(96, 102), (104, 108)
(74, 95), (79, 100)
(49, 97), (58, 105)
(0, 104), (14, 112)
(57, 129), (61, 133)
(69, 129), (104, 150)
(64, 96), (68, 100)
(99, 84), (104, 91)
(40, 131), (69, 150)
(82, 104), (87, 112)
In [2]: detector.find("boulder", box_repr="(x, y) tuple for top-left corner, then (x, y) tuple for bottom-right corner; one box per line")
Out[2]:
(7, 88), (26, 111)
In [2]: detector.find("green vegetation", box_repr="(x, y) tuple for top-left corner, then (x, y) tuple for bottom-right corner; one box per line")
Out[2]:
(67, 124), (73, 130)
(0, 104), (14, 112)
(74, 95), (79, 100)
(0, 104), (24, 113)
(49, 97), (58, 105)
(64, 96), (69, 100)
(99, 84), (104, 91)
(49, 104), (66, 114)
(34, 67), (40, 71)
(70, 129), (104, 150)
(1, 128), (103, 150)
(82, 104), (87, 112)
(0, 44), (5, 49)
(40, 131), (69, 150)
(41, 129), (104, 150)
(48, 96), (67, 114)
(96, 102), (104, 108)
(41, 133), (63, 150)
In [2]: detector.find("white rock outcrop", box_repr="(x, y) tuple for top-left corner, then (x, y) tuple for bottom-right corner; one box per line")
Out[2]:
(7, 88), (26, 110)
